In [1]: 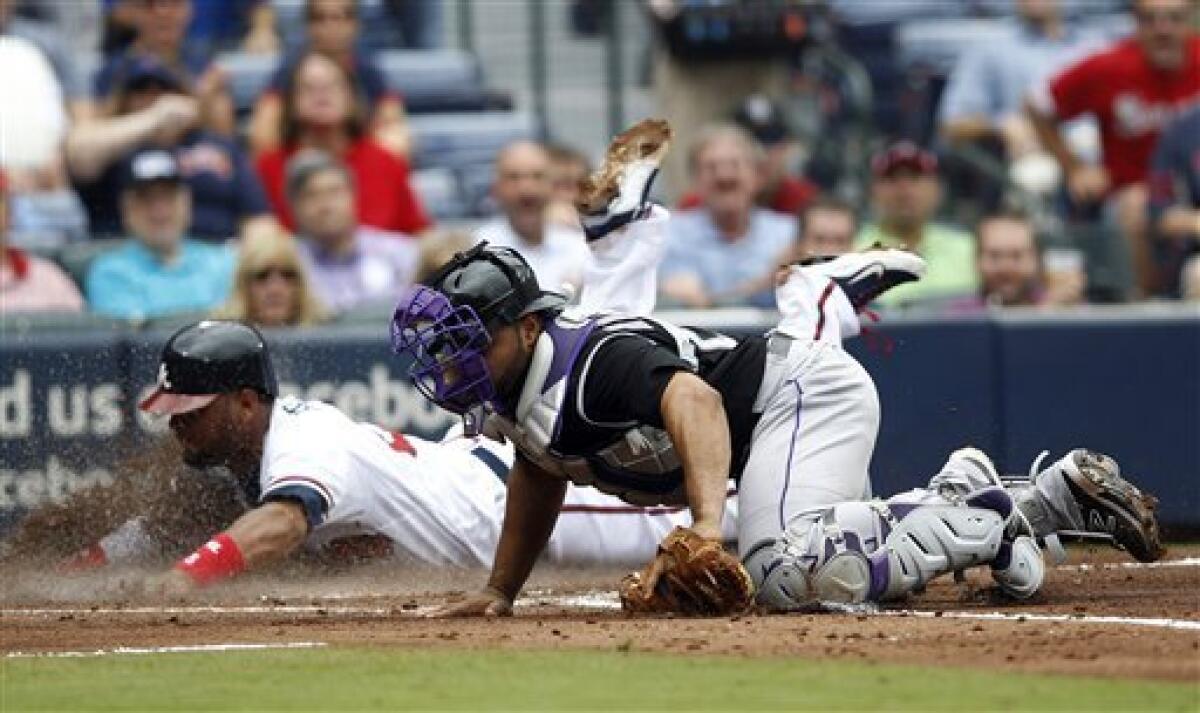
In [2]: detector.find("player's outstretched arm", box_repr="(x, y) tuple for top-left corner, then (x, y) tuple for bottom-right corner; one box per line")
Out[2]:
(427, 457), (567, 618)
(140, 501), (308, 597)
(660, 372), (730, 542)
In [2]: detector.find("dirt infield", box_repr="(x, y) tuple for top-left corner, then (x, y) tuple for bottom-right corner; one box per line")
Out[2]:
(3, 545), (1197, 683)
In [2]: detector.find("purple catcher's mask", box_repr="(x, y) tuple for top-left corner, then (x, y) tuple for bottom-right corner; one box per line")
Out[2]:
(391, 286), (496, 432)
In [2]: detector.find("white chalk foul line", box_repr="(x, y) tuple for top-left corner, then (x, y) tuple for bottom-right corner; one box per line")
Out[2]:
(1, 605), (390, 617)
(6, 641), (327, 659)
(882, 609), (1200, 631)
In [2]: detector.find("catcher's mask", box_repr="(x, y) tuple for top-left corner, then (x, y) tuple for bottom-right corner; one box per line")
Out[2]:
(390, 242), (566, 433)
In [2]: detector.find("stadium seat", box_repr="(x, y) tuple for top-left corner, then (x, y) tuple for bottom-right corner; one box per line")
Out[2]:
(407, 112), (535, 170)
(0, 311), (126, 336)
(375, 49), (505, 114)
(214, 51), (278, 116)
(410, 167), (468, 220)
(894, 18), (1008, 77)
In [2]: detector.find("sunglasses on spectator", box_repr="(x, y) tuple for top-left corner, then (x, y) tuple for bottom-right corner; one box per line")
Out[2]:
(252, 267), (299, 283)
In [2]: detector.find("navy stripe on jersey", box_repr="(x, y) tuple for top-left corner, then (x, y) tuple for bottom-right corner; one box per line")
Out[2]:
(261, 484), (328, 531)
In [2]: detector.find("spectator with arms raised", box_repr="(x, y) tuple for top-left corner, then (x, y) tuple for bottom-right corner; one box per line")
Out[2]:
(69, 55), (274, 242)
(86, 0), (234, 136)
(86, 149), (234, 320)
(255, 51), (430, 237)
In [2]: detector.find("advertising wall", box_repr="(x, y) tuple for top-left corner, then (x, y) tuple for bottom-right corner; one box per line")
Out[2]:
(2, 311), (1196, 534)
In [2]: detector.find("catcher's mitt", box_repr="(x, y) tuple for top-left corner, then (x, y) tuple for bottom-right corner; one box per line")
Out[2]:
(619, 526), (754, 616)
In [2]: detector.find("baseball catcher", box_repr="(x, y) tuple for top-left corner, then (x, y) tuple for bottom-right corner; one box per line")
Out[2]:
(393, 118), (1163, 617)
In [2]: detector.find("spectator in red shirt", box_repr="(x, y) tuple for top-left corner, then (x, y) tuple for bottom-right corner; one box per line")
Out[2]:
(254, 51), (431, 237)
(678, 95), (818, 216)
(1027, 0), (1200, 295)
(247, 0), (410, 158)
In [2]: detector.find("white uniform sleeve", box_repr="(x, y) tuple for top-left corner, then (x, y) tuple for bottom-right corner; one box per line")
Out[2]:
(578, 205), (670, 316)
(260, 404), (361, 530)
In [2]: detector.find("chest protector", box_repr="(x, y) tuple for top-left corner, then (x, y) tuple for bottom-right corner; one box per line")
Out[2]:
(484, 312), (688, 506)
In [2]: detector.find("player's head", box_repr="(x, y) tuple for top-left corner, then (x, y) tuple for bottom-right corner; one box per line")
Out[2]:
(390, 242), (566, 430)
(140, 320), (278, 470)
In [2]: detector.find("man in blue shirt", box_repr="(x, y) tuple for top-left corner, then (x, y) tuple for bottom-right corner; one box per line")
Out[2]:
(86, 149), (234, 320)
(1148, 105), (1200, 298)
(660, 125), (796, 308)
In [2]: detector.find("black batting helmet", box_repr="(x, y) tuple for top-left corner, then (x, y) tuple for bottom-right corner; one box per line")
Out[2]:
(139, 320), (278, 416)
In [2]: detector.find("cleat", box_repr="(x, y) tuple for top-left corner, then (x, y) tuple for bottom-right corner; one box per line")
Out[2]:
(1055, 450), (1165, 563)
(576, 118), (672, 241)
(798, 248), (926, 311)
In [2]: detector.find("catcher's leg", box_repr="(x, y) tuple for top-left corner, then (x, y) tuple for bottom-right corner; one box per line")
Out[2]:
(1008, 449), (1164, 563)
(736, 338), (880, 561)
(744, 487), (1012, 611)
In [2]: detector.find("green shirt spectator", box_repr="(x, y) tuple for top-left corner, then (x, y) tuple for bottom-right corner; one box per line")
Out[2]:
(855, 223), (977, 307)
(857, 141), (979, 308)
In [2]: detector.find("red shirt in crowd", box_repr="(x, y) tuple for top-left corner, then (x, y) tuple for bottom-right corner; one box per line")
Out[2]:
(678, 175), (819, 215)
(256, 138), (432, 236)
(1035, 36), (1200, 190)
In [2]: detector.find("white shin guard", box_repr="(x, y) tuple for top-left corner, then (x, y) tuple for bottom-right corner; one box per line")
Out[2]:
(881, 505), (1005, 600)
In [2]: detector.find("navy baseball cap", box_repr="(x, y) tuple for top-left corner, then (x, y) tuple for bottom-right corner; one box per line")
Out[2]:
(733, 95), (789, 146)
(140, 321), (279, 416)
(117, 54), (186, 93)
(122, 148), (183, 191)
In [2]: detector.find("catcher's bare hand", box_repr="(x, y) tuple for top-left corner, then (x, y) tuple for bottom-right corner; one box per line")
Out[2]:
(424, 588), (513, 618)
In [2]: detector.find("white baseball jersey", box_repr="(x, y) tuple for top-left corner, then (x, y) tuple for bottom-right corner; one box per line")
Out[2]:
(258, 395), (731, 568)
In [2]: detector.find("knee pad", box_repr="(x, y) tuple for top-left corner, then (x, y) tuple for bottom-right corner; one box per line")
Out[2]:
(990, 535), (1045, 599)
(743, 540), (873, 611)
(881, 505), (1005, 600)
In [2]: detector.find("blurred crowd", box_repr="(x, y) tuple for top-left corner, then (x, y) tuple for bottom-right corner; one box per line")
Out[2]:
(2, 0), (1198, 331)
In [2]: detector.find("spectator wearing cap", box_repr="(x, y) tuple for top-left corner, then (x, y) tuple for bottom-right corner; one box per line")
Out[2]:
(1148, 104), (1200, 298)
(938, 0), (1103, 180)
(854, 142), (978, 308)
(1027, 0), (1200, 296)
(475, 140), (591, 293)
(247, 0), (410, 158)
(679, 95), (819, 216)
(286, 150), (420, 312)
(660, 125), (796, 308)
(67, 54), (275, 242)
(0, 171), (84, 313)
(255, 51), (431, 237)
(87, 0), (234, 137)
(85, 149), (234, 320)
